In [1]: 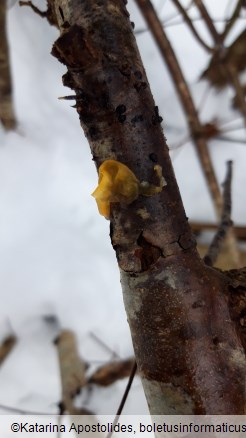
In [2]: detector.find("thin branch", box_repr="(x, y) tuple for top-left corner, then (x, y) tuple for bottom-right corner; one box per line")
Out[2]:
(19, 1), (47, 17)
(89, 332), (121, 359)
(55, 330), (87, 414)
(194, 1), (246, 127)
(135, 0), (223, 216)
(204, 161), (233, 267)
(226, 63), (246, 126)
(193, 0), (220, 43)
(216, 135), (246, 145)
(222, 124), (245, 133)
(0, 403), (52, 415)
(134, 15), (246, 35)
(19, 1), (58, 27)
(0, 0), (16, 129)
(171, 0), (213, 52)
(221, 0), (243, 41)
(191, 222), (246, 240)
(106, 361), (137, 438)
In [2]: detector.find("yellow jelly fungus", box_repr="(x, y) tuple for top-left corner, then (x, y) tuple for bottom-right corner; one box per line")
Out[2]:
(92, 160), (166, 219)
(91, 160), (140, 219)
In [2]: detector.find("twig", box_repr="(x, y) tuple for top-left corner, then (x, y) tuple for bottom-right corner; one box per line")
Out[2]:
(134, 15), (246, 35)
(19, 1), (58, 27)
(216, 136), (246, 145)
(226, 63), (246, 126)
(194, 0), (246, 127)
(191, 222), (246, 240)
(19, 1), (46, 17)
(106, 361), (137, 438)
(89, 332), (121, 359)
(221, 0), (243, 41)
(193, 0), (220, 43)
(171, 0), (213, 52)
(135, 0), (223, 216)
(0, 403), (52, 415)
(0, 0), (16, 129)
(204, 161), (233, 267)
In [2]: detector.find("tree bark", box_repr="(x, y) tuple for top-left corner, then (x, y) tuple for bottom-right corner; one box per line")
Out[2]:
(50, 0), (245, 414)
(0, 0), (16, 130)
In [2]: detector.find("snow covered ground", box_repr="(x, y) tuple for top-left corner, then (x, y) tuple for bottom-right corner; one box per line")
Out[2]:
(0, 0), (245, 416)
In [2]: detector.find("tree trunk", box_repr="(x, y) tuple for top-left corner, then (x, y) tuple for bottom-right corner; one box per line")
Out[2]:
(50, 0), (245, 414)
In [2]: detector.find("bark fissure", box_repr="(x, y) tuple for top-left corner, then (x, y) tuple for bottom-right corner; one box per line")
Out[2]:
(50, 0), (246, 414)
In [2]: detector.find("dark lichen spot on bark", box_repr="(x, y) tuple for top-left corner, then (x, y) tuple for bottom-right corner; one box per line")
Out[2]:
(152, 106), (163, 125)
(131, 114), (143, 123)
(192, 299), (205, 309)
(173, 368), (185, 377)
(99, 92), (111, 109)
(119, 63), (131, 77)
(118, 114), (126, 123)
(134, 70), (142, 80)
(212, 336), (220, 346)
(149, 153), (158, 163)
(88, 126), (100, 139)
(116, 104), (126, 114)
(79, 112), (95, 124)
(134, 81), (147, 92)
(178, 232), (196, 251)
(62, 21), (71, 30)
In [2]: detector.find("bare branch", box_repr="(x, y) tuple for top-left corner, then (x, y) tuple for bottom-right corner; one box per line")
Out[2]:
(193, 0), (220, 43)
(55, 330), (87, 414)
(19, 1), (58, 27)
(221, 0), (243, 41)
(194, 1), (246, 127)
(191, 222), (246, 240)
(106, 361), (137, 438)
(0, 0), (16, 130)
(19, 1), (47, 17)
(204, 161), (233, 267)
(171, 0), (213, 52)
(88, 357), (135, 386)
(226, 63), (246, 126)
(89, 332), (121, 359)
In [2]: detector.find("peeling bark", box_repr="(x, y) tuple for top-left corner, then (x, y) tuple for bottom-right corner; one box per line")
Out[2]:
(0, 0), (16, 130)
(50, 0), (245, 414)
